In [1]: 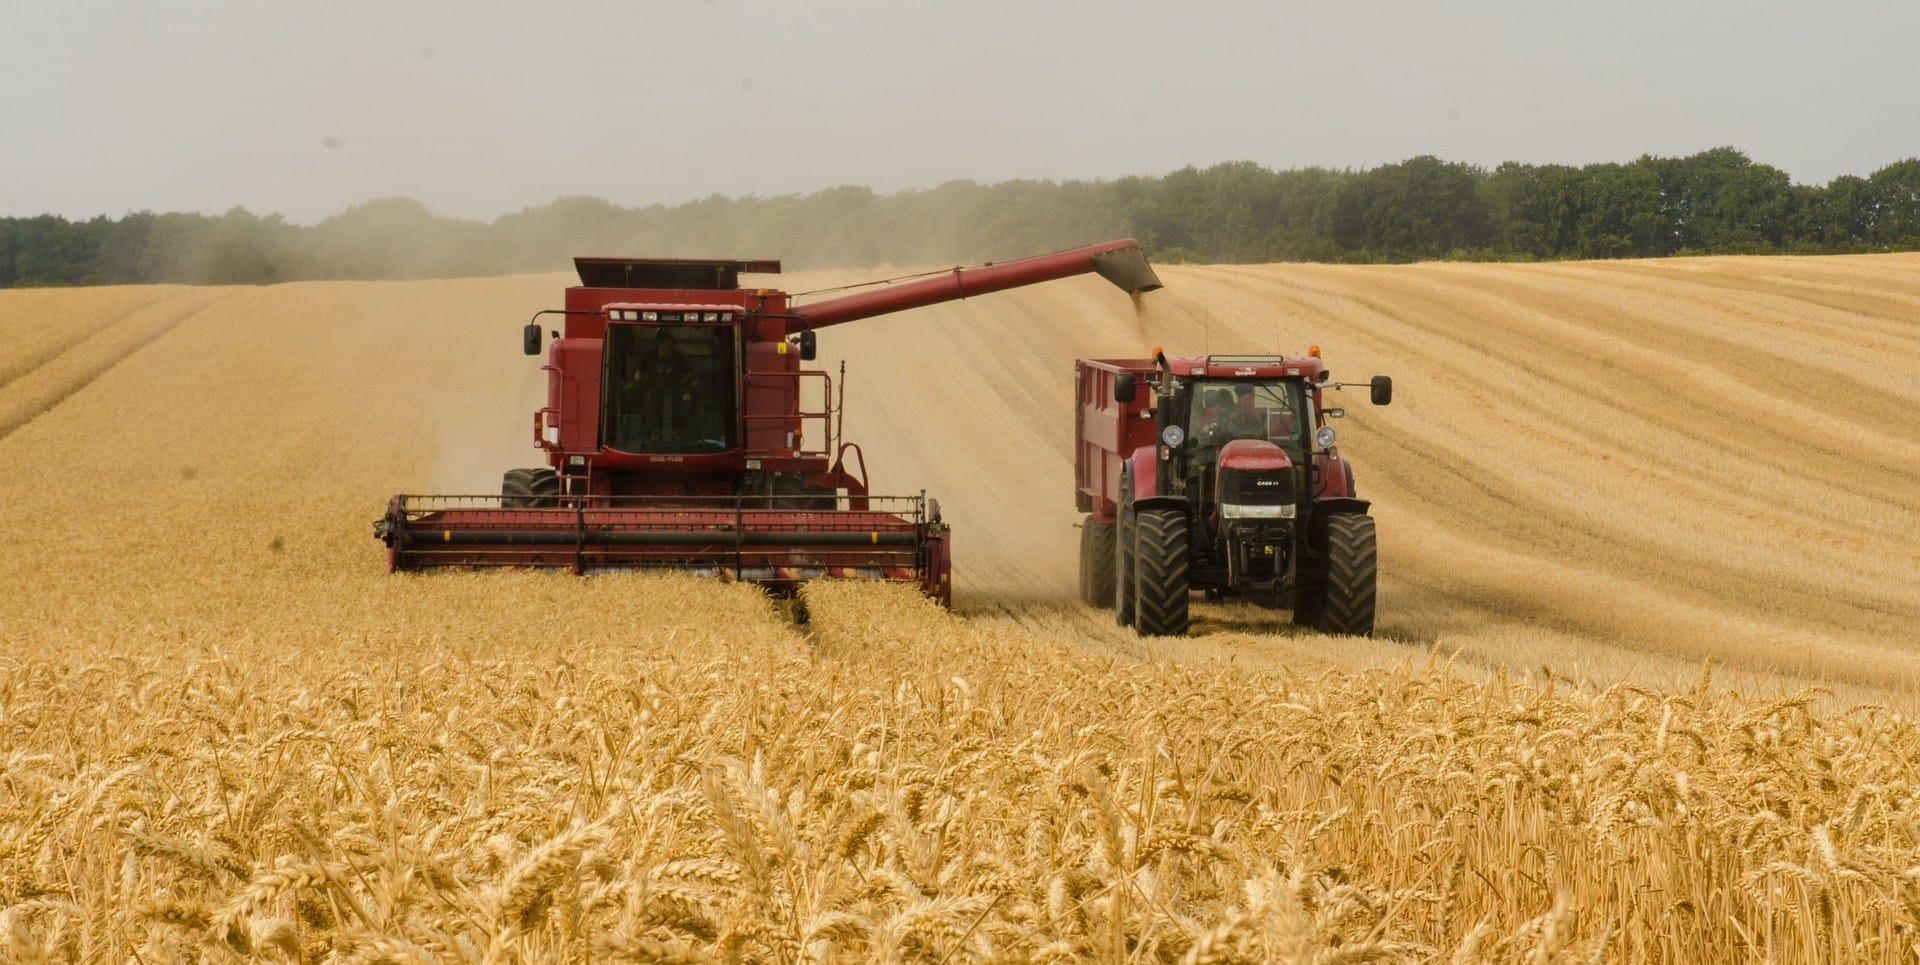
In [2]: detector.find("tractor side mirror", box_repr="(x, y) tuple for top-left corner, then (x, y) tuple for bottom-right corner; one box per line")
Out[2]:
(1370, 375), (1393, 406)
(1114, 373), (1137, 404)
(1324, 407), (1346, 419)
(523, 322), (543, 356)
(796, 330), (817, 361)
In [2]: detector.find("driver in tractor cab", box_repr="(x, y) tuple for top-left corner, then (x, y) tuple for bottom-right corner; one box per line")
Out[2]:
(1194, 387), (1232, 439)
(1196, 385), (1265, 447)
(623, 329), (696, 442)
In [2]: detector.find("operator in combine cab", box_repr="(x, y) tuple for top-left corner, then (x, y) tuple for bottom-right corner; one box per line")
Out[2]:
(623, 329), (696, 443)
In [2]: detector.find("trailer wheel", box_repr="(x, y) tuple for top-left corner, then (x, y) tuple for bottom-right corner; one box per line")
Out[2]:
(501, 468), (533, 507)
(1317, 514), (1377, 636)
(1132, 509), (1191, 636)
(1114, 509), (1136, 627)
(1080, 516), (1116, 608)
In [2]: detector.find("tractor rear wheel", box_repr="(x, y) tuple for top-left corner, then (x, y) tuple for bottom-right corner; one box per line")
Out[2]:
(1114, 510), (1136, 627)
(1316, 514), (1377, 636)
(1132, 509), (1191, 636)
(1080, 516), (1116, 608)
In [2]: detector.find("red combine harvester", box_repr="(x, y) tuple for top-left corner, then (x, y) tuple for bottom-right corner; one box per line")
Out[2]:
(1074, 349), (1391, 635)
(376, 240), (1161, 604)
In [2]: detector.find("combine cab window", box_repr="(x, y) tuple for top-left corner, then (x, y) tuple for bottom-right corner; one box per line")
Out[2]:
(603, 324), (737, 453)
(1187, 380), (1307, 455)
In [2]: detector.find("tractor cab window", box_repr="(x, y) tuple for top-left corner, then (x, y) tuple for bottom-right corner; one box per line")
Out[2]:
(603, 324), (736, 453)
(1187, 380), (1307, 454)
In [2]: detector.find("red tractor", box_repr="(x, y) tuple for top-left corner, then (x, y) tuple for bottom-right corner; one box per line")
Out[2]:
(1074, 350), (1392, 635)
(376, 241), (1161, 604)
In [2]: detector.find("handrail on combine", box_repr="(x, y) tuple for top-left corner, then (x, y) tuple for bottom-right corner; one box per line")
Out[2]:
(743, 368), (840, 459)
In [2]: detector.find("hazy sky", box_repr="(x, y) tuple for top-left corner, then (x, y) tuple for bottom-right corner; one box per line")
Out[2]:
(5, 1), (1915, 224)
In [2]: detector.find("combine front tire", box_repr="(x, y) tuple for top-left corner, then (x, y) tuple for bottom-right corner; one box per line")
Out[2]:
(501, 467), (560, 507)
(527, 468), (559, 506)
(501, 468), (533, 507)
(1132, 509), (1191, 636)
(1317, 514), (1377, 636)
(1080, 516), (1116, 608)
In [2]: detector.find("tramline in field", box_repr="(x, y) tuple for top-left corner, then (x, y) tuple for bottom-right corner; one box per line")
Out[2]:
(376, 241), (1162, 603)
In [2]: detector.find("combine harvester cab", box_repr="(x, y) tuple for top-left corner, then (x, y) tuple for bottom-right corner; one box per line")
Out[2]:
(376, 241), (1161, 605)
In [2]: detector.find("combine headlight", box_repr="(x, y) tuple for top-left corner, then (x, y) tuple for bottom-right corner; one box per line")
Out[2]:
(1221, 503), (1297, 520)
(703, 312), (720, 322)
(641, 311), (659, 322)
(1315, 425), (1337, 449)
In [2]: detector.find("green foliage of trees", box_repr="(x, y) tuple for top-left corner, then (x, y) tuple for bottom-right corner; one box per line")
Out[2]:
(4, 149), (1917, 288)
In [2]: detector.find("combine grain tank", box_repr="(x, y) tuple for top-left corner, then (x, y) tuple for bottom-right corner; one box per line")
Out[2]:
(377, 241), (1162, 605)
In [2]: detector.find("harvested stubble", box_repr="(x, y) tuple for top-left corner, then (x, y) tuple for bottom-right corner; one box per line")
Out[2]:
(5, 577), (1920, 962)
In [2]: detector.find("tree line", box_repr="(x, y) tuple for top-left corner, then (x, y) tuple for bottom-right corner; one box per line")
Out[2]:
(3, 148), (1917, 288)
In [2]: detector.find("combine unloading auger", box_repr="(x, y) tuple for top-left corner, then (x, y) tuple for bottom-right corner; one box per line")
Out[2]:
(376, 240), (1160, 605)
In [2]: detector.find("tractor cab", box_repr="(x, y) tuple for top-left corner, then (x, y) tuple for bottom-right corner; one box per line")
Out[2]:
(1154, 362), (1319, 592)
(1177, 377), (1310, 541)
(1183, 379), (1307, 460)
(1157, 356), (1324, 518)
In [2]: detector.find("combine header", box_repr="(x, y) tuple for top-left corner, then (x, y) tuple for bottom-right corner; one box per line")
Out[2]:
(376, 241), (1161, 604)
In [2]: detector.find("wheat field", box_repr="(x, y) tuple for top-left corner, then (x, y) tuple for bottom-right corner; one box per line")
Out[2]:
(2, 254), (1919, 961)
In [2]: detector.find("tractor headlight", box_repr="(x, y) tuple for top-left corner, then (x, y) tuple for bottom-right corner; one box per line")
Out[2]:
(1315, 425), (1337, 449)
(1161, 425), (1186, 447)
(1221, 503), (1296, 520)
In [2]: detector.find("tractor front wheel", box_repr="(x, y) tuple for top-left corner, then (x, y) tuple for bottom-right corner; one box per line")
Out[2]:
(1132, 509), (1191, 636)
(1081, 516), (1116, 608)
(1316, 514), (1377, 636)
